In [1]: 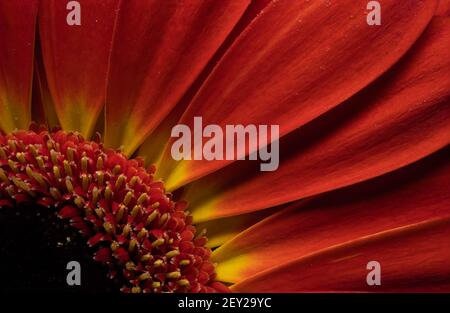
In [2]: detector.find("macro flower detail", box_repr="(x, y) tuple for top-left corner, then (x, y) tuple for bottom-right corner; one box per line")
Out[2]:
(0, 128), (227, 293)
(1, 0), (450, 294)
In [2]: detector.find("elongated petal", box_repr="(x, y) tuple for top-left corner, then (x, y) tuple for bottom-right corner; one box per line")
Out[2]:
(186, 17), (450, 223)
(104, 0), (250, 156)
(38, 0), (119, 138)
(0, 1), (38, 133)
(137, 0), (272, 166)
(231, 217), (450, 292)
(213, 147), (450, 284)
(32, 43), (59, 129)
(198, 205), (280, 249)
(161, 0), (437, 190)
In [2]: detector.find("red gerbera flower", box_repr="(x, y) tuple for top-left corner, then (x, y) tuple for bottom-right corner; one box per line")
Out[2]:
(0, 0), (449, 293)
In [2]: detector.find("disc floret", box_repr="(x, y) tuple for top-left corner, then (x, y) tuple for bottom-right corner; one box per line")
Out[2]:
(0, 127), (228, 293)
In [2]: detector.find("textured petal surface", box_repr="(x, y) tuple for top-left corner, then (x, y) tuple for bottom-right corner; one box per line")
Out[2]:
(198, 205), (280, 249)
(161, 0), (437, 190)
(136, 0), (272, 166)
(0, 1), (38, 132)
(38, 0), (119, 138)
(104, 0), (250, 156)
(231, 216), (450, 292)
(213, 148), (450, 284)
(185, 17), (450, 223)
(32, 43), (59, 129)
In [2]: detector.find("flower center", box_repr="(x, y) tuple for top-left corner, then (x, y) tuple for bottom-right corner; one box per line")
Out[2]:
(0, 127), (227, 293)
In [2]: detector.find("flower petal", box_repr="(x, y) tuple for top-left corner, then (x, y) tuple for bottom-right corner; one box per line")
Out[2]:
(0, 1), (38, 133)
(38, 0), (120, 138)
(231, 217), (450, 292)
(437, 0), (450, 16)
(186, 17), (450, 223)
(213, 147), (450, 284)
(162, 0), (437, 190)
(137, 0), (272, 166)
(32, 42), (59, 129)
(104, 0), (250, 156)
(198, 205), (280, 249)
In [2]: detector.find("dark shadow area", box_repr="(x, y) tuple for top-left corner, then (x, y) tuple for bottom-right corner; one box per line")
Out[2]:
(0, 202), (120, 293)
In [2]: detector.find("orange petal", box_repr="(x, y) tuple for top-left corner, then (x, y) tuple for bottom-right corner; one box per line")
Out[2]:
(0, 1), (38, 132)
(231, 216), (450, 292)
(38, 0), (120, 138)
(198, 205), (280, 249)
(32, 41), (59, 129)
(186, 17), (450, 223)
(162, 0), (437, 190)
(213, 147), (450, 284)
(104, 0), (250, 156)
(136, 0), (273, 167)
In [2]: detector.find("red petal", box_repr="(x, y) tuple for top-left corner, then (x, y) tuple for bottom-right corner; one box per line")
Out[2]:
(38, 0), (120, 138)
(0, 1), (38, 132)
(186, 17), (450, 223)
(197, 205), (281, 249)
(136, 0), (272, 166)
(231, 217), (450, 292)
(214, 148), (450, 284)
(32, 42), (59, 129)
(104, 0), (250, 156)
(436, 0), (450, 16)
(161, 0), (438, 190)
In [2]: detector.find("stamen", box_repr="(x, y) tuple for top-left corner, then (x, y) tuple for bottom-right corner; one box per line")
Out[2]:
(0, 129), (228, 294)
(115, 204), (125, 222)
(8, 140), (16, 152)
(140, 254), (152, 262)
(153, 259), (164, 268)
(166, 271), (181, 279)
(81, 174), (89, 192)
(104, 186), (113, 201)
(53, 166), (61, 180)
(63, 160), (72, 177)
(123, 191), (133, 206)
(152, 281), (161, 288)
(96, 156), (103, 170)
(0, 147), (7, 159)
(50, 150), (58, 165)
(28, 144), (38, 157)
(136, 193), (148, 205)
(178, 279), (190, 287)
(138, 272), (151, 281)
(36, 156), (45, 170)
(66, 147), (75, 162)
(146, 210), (159, 225)
(0, 168), (9, 184)
(129, 176), (139, 187)
(92, 187), (99, 204)
(115, 174), (125, 189)
(16, 152), (26, 164)
(152, 238), (165, 247)
(128, 239), (138, 252)
(81, 156), (89, 173)
(8, 159), (18, 173)
(96, 171), (104, 187)
(103, 222), (114, 235)
(166, 250), (180, 258)
(122, 224), (131, 237)
(65, 178), (74, 193)
(179, 260), (190, 266)
(130, 205), (141, 217)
